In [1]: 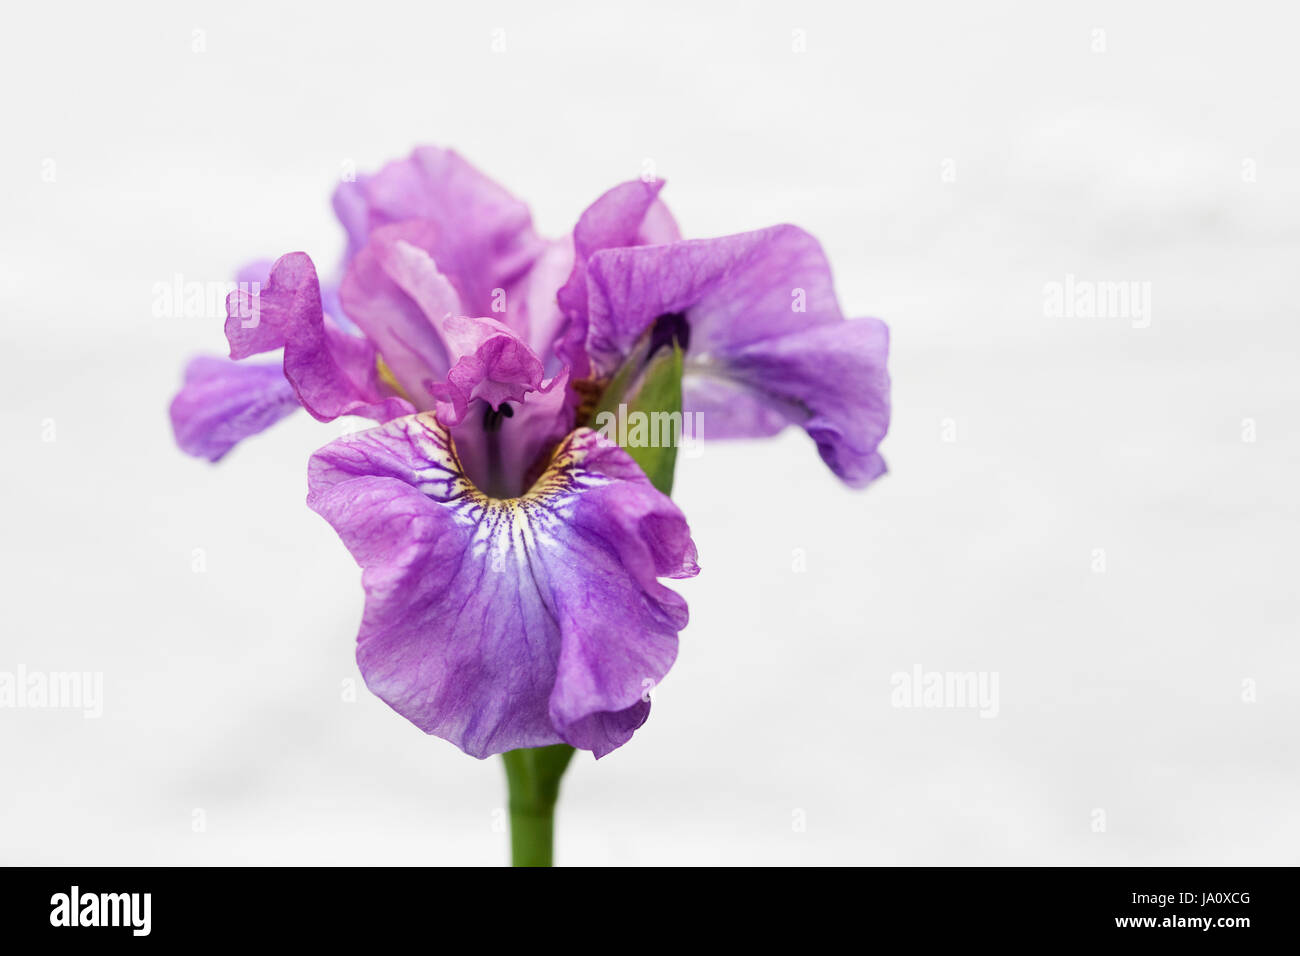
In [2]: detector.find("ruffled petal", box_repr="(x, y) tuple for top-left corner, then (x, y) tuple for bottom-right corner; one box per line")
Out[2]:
(239, 253), (356, 334)
(585, 225), (891, 485)
(331, 145), (542, 315)
(429, 315), (545, 426)
(169, 356), (300, 462)
(306, 415), (698, 759)
(225, 252), (413, 423)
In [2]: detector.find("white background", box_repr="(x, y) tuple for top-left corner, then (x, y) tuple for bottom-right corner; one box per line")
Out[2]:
(2, 1), (1297, 865)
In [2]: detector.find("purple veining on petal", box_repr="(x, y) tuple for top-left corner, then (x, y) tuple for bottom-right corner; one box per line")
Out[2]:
(307, 414), (698, 759)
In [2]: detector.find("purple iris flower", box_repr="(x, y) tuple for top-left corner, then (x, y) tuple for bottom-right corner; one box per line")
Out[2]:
(309, 243), (699, 755)
(168, 146), (890, 760)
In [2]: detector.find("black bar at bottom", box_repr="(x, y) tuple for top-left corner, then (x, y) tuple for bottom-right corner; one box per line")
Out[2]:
(0, 866), (1284, 942)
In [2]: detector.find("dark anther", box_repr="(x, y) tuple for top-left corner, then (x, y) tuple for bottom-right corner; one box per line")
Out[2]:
(483, 402), (514, 433)
(646, 311), (690, 359)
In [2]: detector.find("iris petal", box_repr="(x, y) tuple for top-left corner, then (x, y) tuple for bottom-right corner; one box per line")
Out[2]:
(225, 252), (414, 423)
(331, 145), (542, 316)
(307, 414), (698, 758)
(169, 356), (300, 462)
(556, 179), (680, 378)
(585, 225), (891, 485)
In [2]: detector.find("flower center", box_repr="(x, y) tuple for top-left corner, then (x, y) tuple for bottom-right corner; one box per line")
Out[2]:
(483, 402), (514, 433)
(480, 401), (515, 498)
(646, 311), (690, 359)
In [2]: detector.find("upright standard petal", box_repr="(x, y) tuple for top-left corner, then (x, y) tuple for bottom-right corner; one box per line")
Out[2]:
(338, 221), (463, 402)
(584, 226), (891, 486)
(331, 145), (543, 315)
(169, 356), (300, 462)
(307, 414), (698, 759)
(512, 235), (575, 376)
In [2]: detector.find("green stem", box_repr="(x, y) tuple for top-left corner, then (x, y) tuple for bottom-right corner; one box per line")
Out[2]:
(500, 744), (575, 867)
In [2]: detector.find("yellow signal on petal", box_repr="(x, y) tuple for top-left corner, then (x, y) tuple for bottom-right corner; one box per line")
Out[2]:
(376, 354), (414, 403)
